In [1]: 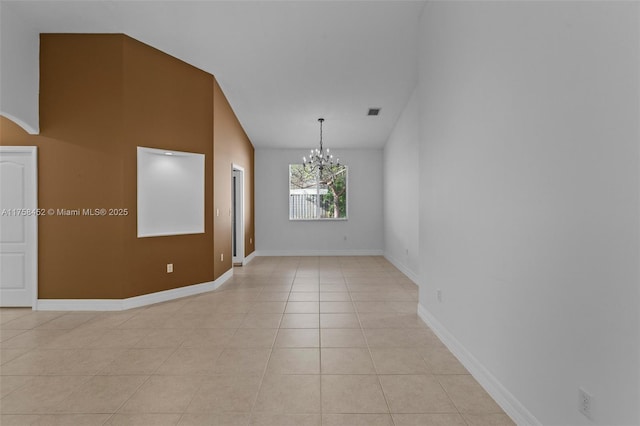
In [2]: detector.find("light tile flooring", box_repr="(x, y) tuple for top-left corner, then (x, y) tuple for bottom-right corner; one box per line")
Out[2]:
(0, 256), (514, 426)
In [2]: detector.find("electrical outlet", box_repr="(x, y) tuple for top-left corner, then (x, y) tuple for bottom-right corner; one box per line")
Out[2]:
(220, 253), (224, 261)
(216, 208), (220, 217)
(578, 388), (593, 420)
(437, 289), (442, 302)
(167, 263), (173, 273)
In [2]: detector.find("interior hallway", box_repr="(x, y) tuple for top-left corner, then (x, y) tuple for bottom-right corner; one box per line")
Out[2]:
(0, 256), (512, 425)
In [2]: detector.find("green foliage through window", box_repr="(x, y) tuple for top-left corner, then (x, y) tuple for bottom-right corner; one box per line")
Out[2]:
(289, 164), (347, 220)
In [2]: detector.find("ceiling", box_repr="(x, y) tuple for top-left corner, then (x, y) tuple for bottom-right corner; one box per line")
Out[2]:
(2, 1), (424, 149)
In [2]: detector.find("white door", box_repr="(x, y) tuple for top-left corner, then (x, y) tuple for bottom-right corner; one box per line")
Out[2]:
(0, 146), (38, 307)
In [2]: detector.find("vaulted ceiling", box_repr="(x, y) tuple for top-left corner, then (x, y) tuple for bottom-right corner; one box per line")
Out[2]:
(1, 1), (425, 149)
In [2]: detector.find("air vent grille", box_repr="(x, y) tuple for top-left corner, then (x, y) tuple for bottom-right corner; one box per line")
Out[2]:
(367, 108), (381, 116)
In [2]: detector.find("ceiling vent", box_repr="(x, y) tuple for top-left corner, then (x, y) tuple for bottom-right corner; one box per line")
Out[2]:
(367, 108), (381, 116)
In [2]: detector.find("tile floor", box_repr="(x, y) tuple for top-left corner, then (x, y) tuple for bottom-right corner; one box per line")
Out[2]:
(0, 256), (514, 425)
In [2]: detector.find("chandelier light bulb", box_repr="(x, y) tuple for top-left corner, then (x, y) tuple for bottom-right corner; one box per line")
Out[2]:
(303, 118), (339, 171)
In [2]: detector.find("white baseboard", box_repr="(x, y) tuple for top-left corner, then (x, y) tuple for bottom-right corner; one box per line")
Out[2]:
(254, 249), (384, 257)
(417, 303), (541, 426)
(243, 251), (256, 265)
(35, 269), (234, 311)
(383, 252), (419, 284)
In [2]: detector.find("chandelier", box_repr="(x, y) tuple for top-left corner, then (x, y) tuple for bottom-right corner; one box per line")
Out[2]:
(303, 118), (339, 172)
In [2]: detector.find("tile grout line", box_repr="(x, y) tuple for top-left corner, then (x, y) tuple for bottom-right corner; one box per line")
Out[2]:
(246, 269), (294, 423)
(318, 269), (323, 420)
(88, 323), (185, 422)
(353, 269), (398, 426)
(0, 257), (504, 425)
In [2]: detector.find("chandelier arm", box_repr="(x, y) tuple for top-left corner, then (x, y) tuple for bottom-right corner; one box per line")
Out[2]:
(303, 117), (337, 173)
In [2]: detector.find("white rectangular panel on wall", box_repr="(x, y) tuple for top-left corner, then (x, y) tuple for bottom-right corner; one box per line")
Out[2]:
(137, 147), (205, 238)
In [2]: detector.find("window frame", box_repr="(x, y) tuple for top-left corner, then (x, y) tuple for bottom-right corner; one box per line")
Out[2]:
(288, 163), (348, 221)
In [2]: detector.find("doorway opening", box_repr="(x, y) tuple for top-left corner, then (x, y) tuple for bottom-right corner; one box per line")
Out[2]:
(232, 165), (244, 266)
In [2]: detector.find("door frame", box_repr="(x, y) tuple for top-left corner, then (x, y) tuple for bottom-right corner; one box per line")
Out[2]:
(0, 146), (38, 308)
(231, 164), (244, 265)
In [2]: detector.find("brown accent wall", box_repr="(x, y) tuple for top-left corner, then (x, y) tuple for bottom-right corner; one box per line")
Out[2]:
(0, 33), (254, 300)
(121, 36), (215, 298)
(213, 79), (255, 279)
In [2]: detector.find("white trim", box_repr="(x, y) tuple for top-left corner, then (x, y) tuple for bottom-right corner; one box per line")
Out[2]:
(0, 112), (39, 135)
(122, 269), (232, 309)
(254, 249), (384, 257)
(383, 252), (419, 283)
(232, 164), (245, 265)
(30, 147), (38, 310)
(417, 303), (541, 426)
(35, 269), (234, 311)
(243, 251), (256, 265)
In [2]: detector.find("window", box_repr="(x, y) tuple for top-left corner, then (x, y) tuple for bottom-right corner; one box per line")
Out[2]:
(289, 164), (347, 220)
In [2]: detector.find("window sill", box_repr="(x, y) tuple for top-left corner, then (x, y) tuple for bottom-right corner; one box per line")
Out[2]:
(289, 218), (349, 222)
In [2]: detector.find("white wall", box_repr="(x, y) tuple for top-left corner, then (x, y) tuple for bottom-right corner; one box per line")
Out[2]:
(255, 148), (383, 255)
(0, 4), (39, 134)
(383, 89), (420, 282)
(416, 2), (639, 425)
